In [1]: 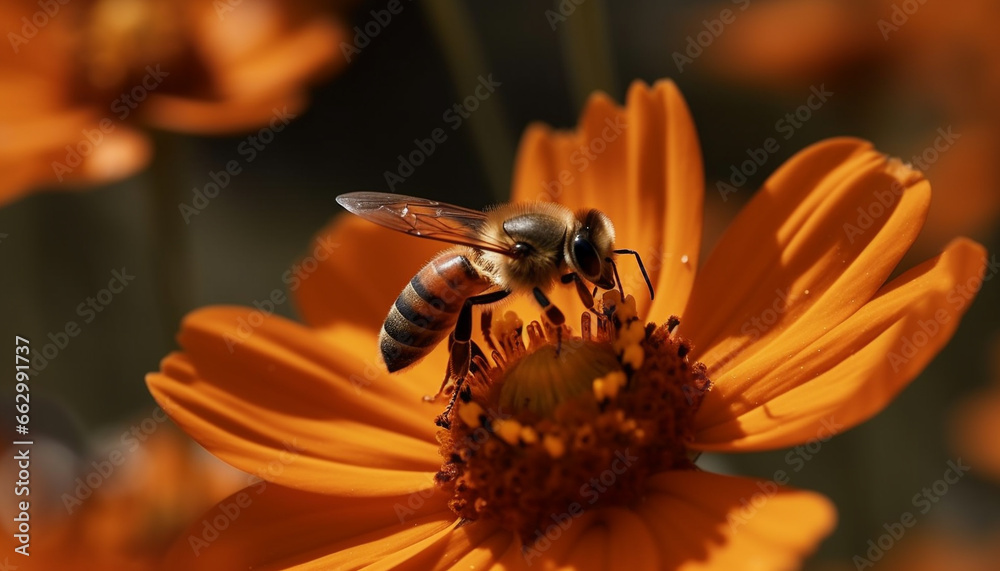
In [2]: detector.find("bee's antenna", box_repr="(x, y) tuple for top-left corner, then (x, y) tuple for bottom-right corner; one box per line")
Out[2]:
(613, 249), (655, 301)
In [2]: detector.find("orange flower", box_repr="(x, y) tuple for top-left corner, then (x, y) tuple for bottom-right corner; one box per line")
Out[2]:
(811, 527), (1000, 571)
(148, 80), (987, 569)
(872, 528), (1000, 571)
(0, 0), (348, 205)
(0, 427), (244, 571)
(951, 337), (1000, 481)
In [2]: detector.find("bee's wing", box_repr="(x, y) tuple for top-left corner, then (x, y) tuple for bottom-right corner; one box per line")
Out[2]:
(336, 192), (513, 255)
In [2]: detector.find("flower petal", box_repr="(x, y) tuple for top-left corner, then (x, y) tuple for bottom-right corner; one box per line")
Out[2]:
(140, 91), (309, 134)
(636, 471), (835, 570)
(510, 79), (703, 321)
(212, 20), (348, 101)
(163, 483), (454, 570)
(189, 1), (346, 98)
(147, 306), (445, 496)
(356, 519), (509, 571)
(328, 505), (659, 570)
(694, 238), (988, 450)
(683, 138), (929, 407)
(0, 87), (151, 204)
(553, 508), (662, 571)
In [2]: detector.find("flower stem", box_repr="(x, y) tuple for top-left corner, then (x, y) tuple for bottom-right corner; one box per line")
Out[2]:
(148, 130), (194, 340)
(420, 0), (515, 202)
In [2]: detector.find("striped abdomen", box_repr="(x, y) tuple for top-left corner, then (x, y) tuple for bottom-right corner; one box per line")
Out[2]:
(380, 251), (491, 372)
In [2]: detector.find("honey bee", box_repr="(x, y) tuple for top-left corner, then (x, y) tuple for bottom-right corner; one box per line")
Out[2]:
(336, 192), (653, 389)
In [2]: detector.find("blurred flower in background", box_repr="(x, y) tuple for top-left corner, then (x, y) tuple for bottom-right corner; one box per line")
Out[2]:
(952, 336), (1000, 482)
(0, 425), (243, 570)
(0, 0), (350, 205)
(696, 0), (1000, 258)
(811, 527), (1000, 571)
(872, 528), (1000, 571)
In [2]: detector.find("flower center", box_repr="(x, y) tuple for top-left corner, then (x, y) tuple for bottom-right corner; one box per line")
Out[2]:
(433, 292), (712, 543)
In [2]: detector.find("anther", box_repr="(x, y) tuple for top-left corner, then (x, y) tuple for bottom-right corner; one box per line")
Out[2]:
(433, 295), (712, 542)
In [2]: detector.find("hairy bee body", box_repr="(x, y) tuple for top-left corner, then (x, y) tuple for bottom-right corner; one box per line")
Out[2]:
(379, 203), (598, 372)
(336, 192), (632, 377)
(380, 249), (491, 372)
(476, 202), (579, 292)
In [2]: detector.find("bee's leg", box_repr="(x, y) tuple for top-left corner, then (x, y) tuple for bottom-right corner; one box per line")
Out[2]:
(532, 287), (566, 355)
(451, 290), (511, 380)
(434, 375), (466, 429)
(424, 334), (458, 402)
(561, 272), (600, 315)
(426, 371), (451, 403)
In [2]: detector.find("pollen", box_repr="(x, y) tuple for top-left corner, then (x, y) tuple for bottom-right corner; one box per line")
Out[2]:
(434, 294), (713, 543)
(493, 419), (523, 446)
(542, 434), (566, 458)
(592, 370), (626, 402)
(457, 401), (486, 428)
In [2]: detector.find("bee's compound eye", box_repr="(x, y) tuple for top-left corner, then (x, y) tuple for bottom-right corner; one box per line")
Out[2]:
(572, 235), (602, 279)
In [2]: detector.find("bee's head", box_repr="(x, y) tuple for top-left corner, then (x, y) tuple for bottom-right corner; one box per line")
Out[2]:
(567, 209), (616, 289)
